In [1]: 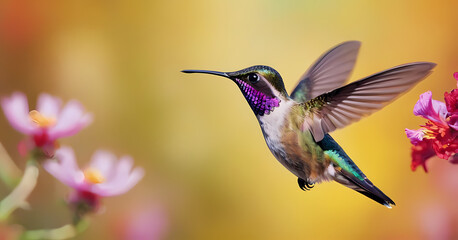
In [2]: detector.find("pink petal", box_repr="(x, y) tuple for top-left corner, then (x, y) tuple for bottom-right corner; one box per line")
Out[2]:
(1, 92), (38, 135)
(89, 150), (117, 179)
(405, 128), (425, 144)
(55, 147), (80, 172)
(95, 167), (144, 197)
(114, 167), (144, 195)
(112, 156), (134, 182)
(100, 156), (134, 189)
(43, 146), (84, 189)
(413, 91), (448, 125)
(36, 93), (62, 118)
(47, 100), (92, 140)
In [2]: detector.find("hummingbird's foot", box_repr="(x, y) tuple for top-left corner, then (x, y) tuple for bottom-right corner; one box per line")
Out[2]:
(297, 178), (315, 191)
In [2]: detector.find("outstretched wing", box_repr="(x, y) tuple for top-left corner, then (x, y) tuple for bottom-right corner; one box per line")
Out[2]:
(302, 62), (436, 142)
(290, 41), (361, 102)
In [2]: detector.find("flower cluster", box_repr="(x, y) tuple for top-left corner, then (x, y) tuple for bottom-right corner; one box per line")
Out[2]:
(405, 73), (458, 172)
(0, 92), (144, 236)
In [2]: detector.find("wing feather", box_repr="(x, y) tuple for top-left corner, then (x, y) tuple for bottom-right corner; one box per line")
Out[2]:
(301, 62), (436, 142)
(290, 41), (361, 102)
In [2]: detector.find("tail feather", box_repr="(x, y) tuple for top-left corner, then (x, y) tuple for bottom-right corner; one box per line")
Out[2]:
(319, 134), (395, 208)
(335, 168), (395, 208)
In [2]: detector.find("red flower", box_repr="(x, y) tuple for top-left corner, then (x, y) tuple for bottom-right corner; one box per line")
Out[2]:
(405, 73), (458, 172)
(445, 82), (458, 114)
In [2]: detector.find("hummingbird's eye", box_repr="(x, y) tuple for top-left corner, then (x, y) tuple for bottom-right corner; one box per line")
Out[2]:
(247, 73), (259, 83)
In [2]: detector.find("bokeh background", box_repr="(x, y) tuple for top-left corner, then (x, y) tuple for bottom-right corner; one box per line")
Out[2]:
(0, 0), (457, 239)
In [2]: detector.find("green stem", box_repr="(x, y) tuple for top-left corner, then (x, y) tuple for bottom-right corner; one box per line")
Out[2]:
(0, 142), (22, 188)
(19, 219), (90, 240)
(0, 160), (39, 221)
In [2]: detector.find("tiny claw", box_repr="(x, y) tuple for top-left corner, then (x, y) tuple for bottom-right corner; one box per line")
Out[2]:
(297, 178), (314, 191)
(305, 181), (315, 189)
(298, 178), (307, 191)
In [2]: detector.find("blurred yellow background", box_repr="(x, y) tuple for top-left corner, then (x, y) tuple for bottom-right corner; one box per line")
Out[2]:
(0, 0), (457, 239)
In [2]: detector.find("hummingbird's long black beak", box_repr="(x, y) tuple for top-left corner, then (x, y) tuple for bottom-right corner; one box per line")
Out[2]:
(181, 70), (230, 78)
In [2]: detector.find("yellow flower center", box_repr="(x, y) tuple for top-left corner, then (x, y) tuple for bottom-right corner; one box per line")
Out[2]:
(29, 110), (56, 128)
(83, 168), (105, 184)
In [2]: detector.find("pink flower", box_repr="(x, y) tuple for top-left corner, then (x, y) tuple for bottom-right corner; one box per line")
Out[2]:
(1, 92), (92, 156)
(44, 147), (144, 196)
(405, 73), (458, 171)
(43, 147), (144, 212)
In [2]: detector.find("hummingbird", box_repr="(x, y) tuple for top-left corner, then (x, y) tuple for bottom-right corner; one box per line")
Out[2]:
(182, 41), (436, 208)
